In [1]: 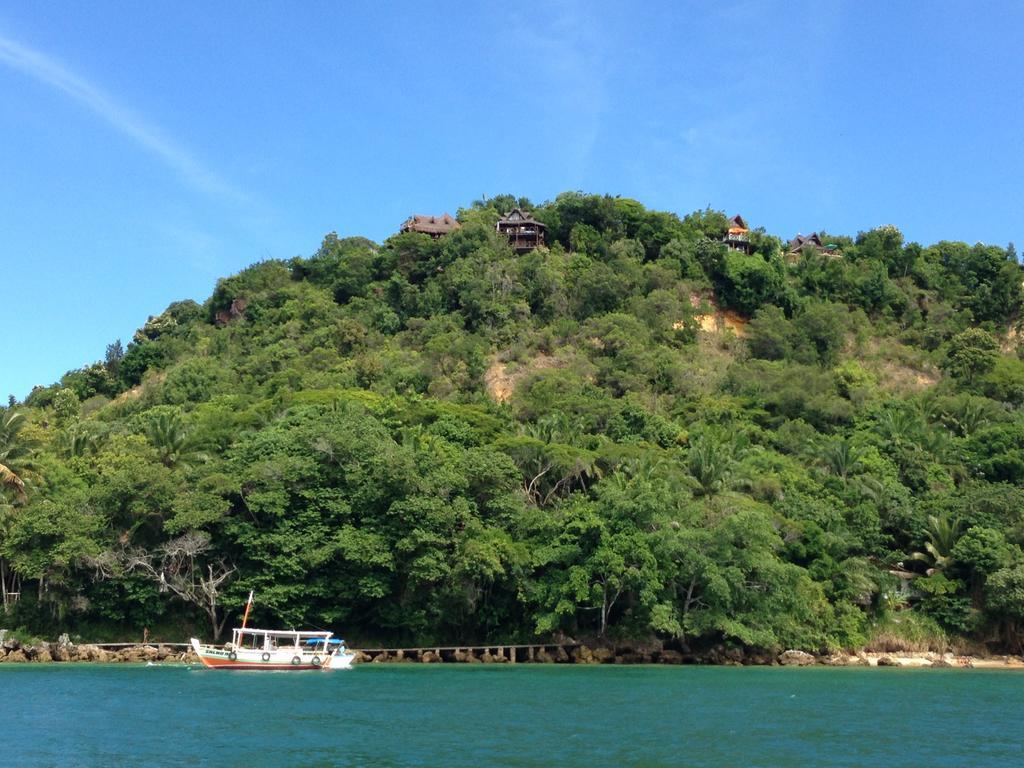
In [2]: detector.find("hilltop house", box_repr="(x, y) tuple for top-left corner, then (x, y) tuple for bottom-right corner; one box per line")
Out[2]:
(721, 214), (753, 254)
(497, 208), (546, 252)
(400, 213), (461, 238)
(787, 232), (839, 258)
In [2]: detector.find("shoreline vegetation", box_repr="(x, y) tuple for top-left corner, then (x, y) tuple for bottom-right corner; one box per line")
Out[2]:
(3, 193), (1024, 658)
(1, 634), (1023, 669)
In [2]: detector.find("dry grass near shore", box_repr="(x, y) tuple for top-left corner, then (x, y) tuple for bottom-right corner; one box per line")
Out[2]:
(866, 614), (949, 654)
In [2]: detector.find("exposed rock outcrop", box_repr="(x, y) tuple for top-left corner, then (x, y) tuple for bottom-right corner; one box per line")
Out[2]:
(821, 653), (868, 667)
(777, 649), (817, 666)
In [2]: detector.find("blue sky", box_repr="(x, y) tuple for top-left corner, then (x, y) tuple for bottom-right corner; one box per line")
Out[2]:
(1, 1), (1022, 399)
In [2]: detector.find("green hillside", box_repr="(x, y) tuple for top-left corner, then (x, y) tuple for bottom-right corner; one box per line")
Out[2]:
(3, 192), (1024, 653)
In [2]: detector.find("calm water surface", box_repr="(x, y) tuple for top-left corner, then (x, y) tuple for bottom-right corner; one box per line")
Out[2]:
(3, 664), (1022, 767)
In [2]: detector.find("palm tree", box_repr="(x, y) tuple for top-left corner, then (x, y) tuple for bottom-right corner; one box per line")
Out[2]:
(949, 399), (996, 438)
(819, 437), (864, 480)
(910, 513), (963, 574)
(57, 422), (107, 459)
(873, 408), (924, 448)
(0, 501), (22, 612)
(509, 416), (601, 506)
(0, 410), (35, 501)
(0, 410), (35, 612)
(851, 475), (888, 507)
(685, 433), (750, 497)
(0, 465), (23, 500)
(617, 456), (685, 492)
(522, 412), (583, 446)
(145, 411), (206, 468)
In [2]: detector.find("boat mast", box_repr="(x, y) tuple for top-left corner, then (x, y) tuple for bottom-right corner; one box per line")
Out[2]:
(239, 591), (254, 643)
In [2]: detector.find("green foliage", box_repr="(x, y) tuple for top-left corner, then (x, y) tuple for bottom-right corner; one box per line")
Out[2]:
(0, 410), (36, 501)
(119, 341), (167, 388)
(964, 422), (1024, 484)
(144, 409), (207, 468)
(685, 432), (750, 497)
(747, 306), (800, 361)
(715, 251), (790, 315)
(161, 358), (228, 405)
(747, 302), (852, 366)
(986, 565), (1024, 649)
(795, 302), (851, 366)
(980, 356), (1024, 404)
(52, 389), (81, 425)
(6, 191), (1024, 652)
(910, 513), (963, 572)
(943, 328), (1000, 383)
(951, 526), (1014, 577)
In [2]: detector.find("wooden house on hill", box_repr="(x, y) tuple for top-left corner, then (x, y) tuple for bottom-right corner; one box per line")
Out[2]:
(788, 232), (823, 251)
(497, 208), (546, 252)
(787, 232), (839, 259)
(723, 214), (753, 254)
(400, 213), (461, 238)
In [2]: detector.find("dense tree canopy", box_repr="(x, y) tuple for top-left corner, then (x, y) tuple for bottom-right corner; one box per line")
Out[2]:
(3, 192), (1023, 654)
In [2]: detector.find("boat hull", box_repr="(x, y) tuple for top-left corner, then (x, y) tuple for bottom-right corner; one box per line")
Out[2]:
(190, 638), (355, 670)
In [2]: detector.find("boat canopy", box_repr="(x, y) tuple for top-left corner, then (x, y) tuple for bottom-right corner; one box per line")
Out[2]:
(233, 628), (333, 640)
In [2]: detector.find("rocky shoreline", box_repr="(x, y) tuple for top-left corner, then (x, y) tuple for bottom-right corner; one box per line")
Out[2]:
(0, 633), (196, 664)
(351, 645), (1024, 669)
(3, 632), (1022, 669)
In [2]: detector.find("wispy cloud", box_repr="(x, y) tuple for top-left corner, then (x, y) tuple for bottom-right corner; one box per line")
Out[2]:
(0, 31), (247, 205)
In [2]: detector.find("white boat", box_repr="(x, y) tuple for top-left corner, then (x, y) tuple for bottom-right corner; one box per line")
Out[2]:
(190, 627), (355, 670)
(190, 591), (355, 671)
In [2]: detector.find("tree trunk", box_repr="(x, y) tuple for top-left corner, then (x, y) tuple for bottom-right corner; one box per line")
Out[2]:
(599, 582), (624, 637)
(1006, 619), (1022, 655)
(600, 585), (608, 637)
(215, 611), (230, 641)
(209, 605), (224, 642)
(679, 576), (699, 643)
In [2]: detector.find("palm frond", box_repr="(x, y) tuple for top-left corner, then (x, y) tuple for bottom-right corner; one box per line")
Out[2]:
(0, 462), (26, 501)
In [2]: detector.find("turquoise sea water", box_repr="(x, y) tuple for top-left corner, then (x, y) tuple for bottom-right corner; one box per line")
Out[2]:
(3, 664), (1022, 767)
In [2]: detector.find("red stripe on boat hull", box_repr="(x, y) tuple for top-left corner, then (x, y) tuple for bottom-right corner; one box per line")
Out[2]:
(196, 655), (320, 671)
